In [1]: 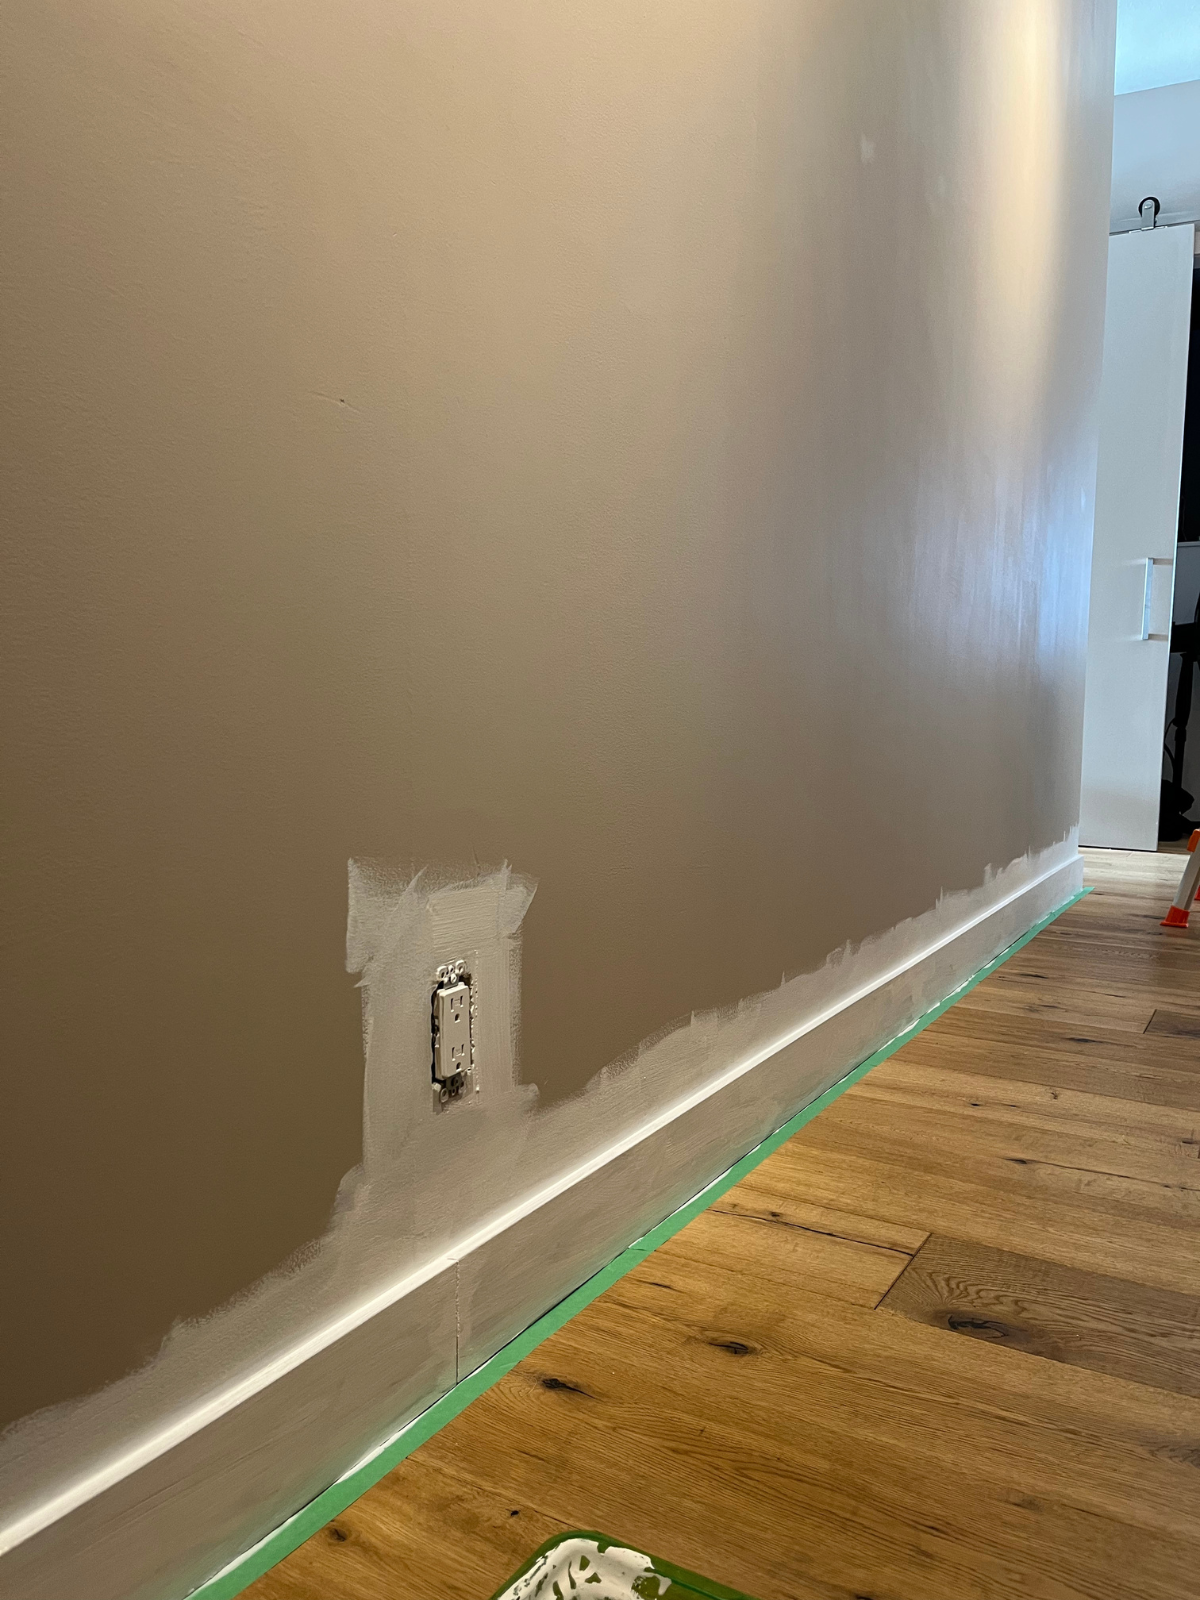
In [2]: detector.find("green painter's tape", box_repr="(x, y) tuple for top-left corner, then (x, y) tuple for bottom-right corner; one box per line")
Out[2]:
(185, 888), (1089, 1600)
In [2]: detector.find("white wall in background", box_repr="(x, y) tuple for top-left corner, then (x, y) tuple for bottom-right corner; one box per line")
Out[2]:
(1115, 0), (1200, 95)
(1111, 78), (1200, 231)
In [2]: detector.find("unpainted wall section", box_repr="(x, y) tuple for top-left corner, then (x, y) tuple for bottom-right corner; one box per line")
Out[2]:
(0, 0), (1114, 1430)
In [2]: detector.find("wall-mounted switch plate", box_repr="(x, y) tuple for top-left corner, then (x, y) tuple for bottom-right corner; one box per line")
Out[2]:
(431, 962), (474, 1107)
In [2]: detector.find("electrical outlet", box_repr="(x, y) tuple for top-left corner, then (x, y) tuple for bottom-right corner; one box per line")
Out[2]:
(431, 962), (474, 1107)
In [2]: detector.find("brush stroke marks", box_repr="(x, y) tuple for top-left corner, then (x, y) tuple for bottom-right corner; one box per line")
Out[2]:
(0, 835), (1080, 1580)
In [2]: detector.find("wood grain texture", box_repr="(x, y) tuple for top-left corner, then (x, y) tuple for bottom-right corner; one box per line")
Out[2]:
(660, 1206), (914, 1308)
(711, 1187), (930, 1256)
(245, 849), (1200, 1600)
(898, 1025), (1200, 1113)
(246, 1455), (572, 1600)
(880, 1234), (1200, 1397)
(1146, 1008), (1200, 1038)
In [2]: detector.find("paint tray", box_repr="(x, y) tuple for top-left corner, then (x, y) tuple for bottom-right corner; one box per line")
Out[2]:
(489, 1531), (760, 1600)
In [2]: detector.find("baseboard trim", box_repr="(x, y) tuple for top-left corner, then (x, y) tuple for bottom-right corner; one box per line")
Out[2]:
(0, 866), (1084, 1600)
(186, 884), (1089, 1600)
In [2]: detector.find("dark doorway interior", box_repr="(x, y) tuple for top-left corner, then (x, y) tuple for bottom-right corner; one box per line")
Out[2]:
(1161, 264), (1200, 840)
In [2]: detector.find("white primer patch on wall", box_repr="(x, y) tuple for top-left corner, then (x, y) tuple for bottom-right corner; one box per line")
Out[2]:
(0, 835), (1079, 1566)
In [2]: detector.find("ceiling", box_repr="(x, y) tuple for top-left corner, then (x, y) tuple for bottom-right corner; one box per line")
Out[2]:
(1116, 0), (1200, 95)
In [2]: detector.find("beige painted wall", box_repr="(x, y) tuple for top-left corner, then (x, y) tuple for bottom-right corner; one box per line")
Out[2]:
(1, 1), (1114, 1432)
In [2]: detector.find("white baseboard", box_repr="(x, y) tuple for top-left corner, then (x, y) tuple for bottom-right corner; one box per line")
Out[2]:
(2, 1268), (458, 1600)
(0, 854), (1081, 1600)
(456, 855), (1080, 1374)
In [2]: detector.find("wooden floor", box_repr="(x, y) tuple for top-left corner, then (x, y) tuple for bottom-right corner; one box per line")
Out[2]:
(247, 849), (1200, 1600)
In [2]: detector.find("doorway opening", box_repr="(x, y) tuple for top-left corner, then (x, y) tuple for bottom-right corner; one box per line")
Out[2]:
(1078, 222), (1194, 852)
(1161, 262), (1200, 842)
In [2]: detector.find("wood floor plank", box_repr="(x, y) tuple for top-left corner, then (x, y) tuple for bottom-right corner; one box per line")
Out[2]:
(1045, 917), (1188, 947)
(1028, 945), (1200, 983)
(1147, 1009), (1200, 1039)
(987, 962), (1200, 1015)
(783, 1092), (1200, 1231)
(921, 1004), (1200, 1076)
(797, 1092), (1200, 1204)
(1036, 921), (1191, 952)
(420, 1283), (1200, 1600)
(605, 1248), (1200, 1490)
(1004, 940), (1200, 975)
(346, 1439), (866, 1600)
(879, 1234), (1200, 1398)
(952, 981), (1157, 1034)
(1080, 848), (1183, 883)
(711, 1185), (930, 1255)
(248, 1457), (571, 1600)
(898, 1031), (1200, 1113)
(243, 853), (1200, 1600)
(996, 932), (1200, 971)
(853, 1057), (1200, 1143)
(1000, 950), (1200, 985)
(653, 1205), (912, 1307)
(750, 1139), (1200, 1293)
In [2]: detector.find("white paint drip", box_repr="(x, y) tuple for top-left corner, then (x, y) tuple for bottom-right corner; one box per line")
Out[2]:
(0, 833), (1080, 1558)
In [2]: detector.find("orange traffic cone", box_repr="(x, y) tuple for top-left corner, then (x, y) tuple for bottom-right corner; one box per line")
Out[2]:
(1162, 829), (1200, 928)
